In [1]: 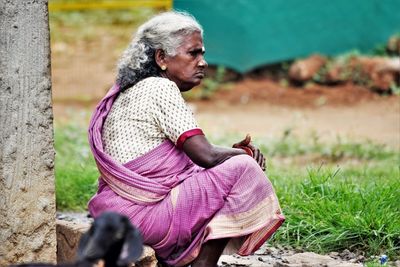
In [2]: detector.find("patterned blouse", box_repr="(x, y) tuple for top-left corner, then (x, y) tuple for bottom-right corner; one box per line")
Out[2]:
(102, 77), (203, 163)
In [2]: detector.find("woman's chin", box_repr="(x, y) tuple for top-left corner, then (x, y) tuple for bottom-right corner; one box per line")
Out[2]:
(180, 86), (195, 92)
(179, 80), (202, 92)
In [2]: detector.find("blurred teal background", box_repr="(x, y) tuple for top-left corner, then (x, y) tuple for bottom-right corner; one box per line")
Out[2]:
(174, 0), (400, 72)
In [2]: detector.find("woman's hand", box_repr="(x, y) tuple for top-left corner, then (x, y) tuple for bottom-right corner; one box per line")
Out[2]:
(182, 134), (266, 170)
(233, 134), (266, 171)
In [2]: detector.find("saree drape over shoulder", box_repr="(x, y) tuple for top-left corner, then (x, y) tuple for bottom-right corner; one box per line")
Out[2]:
(88, 82), (285, 266)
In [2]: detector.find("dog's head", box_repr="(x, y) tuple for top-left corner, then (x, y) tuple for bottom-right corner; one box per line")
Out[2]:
(77, 212), (143, 267)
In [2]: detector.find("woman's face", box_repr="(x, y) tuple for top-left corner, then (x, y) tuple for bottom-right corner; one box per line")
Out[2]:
(163, 32), (208, 91)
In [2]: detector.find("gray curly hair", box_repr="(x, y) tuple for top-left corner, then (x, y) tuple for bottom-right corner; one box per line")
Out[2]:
(116, 11), (203, 91)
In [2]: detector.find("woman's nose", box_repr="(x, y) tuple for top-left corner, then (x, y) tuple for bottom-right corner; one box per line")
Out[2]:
(198, 58), (208, 68)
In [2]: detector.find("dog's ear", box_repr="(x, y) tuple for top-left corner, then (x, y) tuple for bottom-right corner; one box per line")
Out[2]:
(77, 231), (91, 260)
(117, 220), (143, 266)
(77, 224), (107, 262)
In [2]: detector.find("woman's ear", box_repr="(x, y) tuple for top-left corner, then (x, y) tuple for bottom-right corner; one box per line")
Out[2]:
(155, 49), (167, 69)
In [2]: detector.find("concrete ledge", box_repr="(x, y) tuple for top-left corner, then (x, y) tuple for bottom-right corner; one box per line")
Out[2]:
(56, 219), (158, 267)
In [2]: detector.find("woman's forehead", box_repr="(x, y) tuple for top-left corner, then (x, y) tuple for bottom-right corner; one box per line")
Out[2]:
(179, 32), (204, 49)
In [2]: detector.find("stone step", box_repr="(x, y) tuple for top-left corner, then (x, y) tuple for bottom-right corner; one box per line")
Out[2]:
(56, 219), (158, 267)
(56, 215), (368, 267)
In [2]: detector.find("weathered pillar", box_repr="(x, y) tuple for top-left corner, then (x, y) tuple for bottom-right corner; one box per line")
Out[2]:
(0, 0), (56, 265)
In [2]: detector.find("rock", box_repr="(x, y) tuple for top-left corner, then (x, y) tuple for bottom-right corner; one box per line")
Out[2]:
(277, 252), (333, 266)
(328, 251), (339, 258)
(218, 254), (274, 267)
(387, 35), (400, 54)
(339, 249), (356, 261)
(274, 252), (363, 267)
(56, 219), (157, 267)
(293, 247), (304, 253)
(289, 54), (327, 82)
(322, 56), (400, 91)
(56, 220), (90, 263)
(350, 255), (365, 263)
(133, 246), (158, 267)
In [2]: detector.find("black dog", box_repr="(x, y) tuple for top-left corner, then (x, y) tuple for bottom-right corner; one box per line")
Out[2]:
(77, 211), (143, 267)
(10, 212), (143, 267)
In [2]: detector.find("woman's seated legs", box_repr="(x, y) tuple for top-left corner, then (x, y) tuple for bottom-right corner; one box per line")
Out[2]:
(190, 238), (230, 267)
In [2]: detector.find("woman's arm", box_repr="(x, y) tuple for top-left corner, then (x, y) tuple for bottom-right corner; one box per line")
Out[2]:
(182, 134), (266, 169)
(182, 135), (246, 168)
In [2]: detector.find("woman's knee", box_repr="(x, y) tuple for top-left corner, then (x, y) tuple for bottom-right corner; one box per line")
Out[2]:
(230, 154), (261, 173)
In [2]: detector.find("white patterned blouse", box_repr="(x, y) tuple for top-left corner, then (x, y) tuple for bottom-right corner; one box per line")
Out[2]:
(102, 77), (203, 164)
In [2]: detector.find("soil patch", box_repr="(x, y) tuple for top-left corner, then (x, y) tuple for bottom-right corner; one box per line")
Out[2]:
(209, 77), (380, 108)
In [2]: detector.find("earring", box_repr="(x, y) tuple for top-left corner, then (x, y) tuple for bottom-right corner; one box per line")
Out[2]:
(161, 65), (167, 71)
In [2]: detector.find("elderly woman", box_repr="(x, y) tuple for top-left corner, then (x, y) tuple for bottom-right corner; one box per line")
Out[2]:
(88, 11), (284, 267)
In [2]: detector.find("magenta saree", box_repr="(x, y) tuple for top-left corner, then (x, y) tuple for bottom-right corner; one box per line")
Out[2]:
(88, 84), (285, 266)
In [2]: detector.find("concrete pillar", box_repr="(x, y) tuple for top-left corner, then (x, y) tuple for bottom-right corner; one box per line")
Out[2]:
(0, 0), (56, 265)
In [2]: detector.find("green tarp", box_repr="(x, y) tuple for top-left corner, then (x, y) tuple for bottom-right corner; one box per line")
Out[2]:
(174, 0), (400, 73)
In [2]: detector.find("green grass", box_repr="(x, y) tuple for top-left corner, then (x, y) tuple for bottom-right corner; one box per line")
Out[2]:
(54, 120), (400, 260)
(270, 164), (399, 258)
(54, 121), (98, 210)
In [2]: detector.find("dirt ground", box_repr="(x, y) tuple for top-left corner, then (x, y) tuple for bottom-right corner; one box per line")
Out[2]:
(51, 42), (400, 149)
(52, 77), (400, 150)
(193, 81), (400, 148)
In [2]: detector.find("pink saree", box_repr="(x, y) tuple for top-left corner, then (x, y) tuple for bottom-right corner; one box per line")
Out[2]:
(88, 84), (285, 266)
